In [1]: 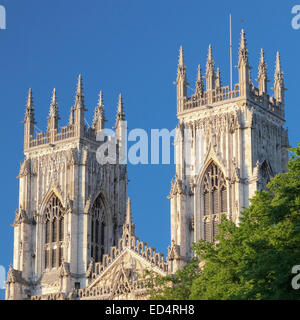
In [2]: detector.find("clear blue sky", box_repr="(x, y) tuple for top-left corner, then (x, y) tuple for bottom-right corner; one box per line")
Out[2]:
(0, 0), (299, 300)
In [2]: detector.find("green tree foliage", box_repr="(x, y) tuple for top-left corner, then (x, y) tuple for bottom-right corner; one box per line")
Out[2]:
(148, 144), (300, 300)
(145, 259), (201, 300)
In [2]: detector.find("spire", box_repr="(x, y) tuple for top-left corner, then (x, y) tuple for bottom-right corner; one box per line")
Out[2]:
(273, 51), (285, 104)
(238, 28), (249, 65)
(24, 88), (35, 123)
(195, 64), (204, 96)
(240, 28), (247, 50)
(275, 51), (282, 73)
(215, 68), (221, 88)
(238, 29), (251, 96)
(116, 93), (125, 125)
(75, 74), (84, 108)
(126, 198), (132, 225)
(122, 198), (135, 238)
(47, 88), (59, 130)
(92, 91), (105, 131)
(257, 49), (268, 96)
(208, 44), (213, 61)
(206, 44), (215, 90)
(176, 46), (188, 112)
(73, 75), (87, 136)
(178, 45), (184, 67)
(23, 89), (36, 150)
(176, 46), (187, 82)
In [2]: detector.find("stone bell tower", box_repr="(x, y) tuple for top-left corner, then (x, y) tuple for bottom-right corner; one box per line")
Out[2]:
(168, 29), (289, 272)
(6, 76), (128, 300)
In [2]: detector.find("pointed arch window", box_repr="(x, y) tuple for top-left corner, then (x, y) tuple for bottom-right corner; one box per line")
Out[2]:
(90, 195), (107, 263)
(201, 162), (227, 242)
(44, 194), (65, 270)
(259, 161), (273, 191)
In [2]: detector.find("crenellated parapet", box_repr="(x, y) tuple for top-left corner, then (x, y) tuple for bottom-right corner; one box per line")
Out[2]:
(23, 75), (126, 152)
(176, 29), (286, 119)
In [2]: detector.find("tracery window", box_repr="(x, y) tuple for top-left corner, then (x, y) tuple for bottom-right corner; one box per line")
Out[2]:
(202, 162), (227, 242)
(259, 161), (273, 190)
(90, 195), (106, 262)
(44, 195), (65, 270)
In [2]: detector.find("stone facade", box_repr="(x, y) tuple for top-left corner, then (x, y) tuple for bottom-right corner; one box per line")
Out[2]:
(169, 30), (289, 271)
(6, 29), (289, 299)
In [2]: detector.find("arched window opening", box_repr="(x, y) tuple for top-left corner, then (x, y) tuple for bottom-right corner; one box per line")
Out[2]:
(260, 161), (273, 190)
(44, 194), (65, 270)
(201, 162), (227, 242)
(90, 195), (107, 263)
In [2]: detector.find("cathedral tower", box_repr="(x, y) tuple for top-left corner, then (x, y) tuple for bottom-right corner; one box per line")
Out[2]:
(6, 76), (128, 300)
(168, 30), (289, 272)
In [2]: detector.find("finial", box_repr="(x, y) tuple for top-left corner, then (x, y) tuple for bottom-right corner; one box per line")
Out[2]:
(257, 49), (268, 96)
(273, 51), (285, 104)
(52, 88), (57, 104)
(116, 93), (125, 122)
(195, 64), (204, 95)
(98, 90), (104, 107)
(49, 89), (58, 114)
(24, 88), (35, 122)
(126, 197), (132, 224)
(77, 74), (83, 95)
(240, 28), (247, 50)
(122, 197), (135, 238)
(260, 48), (265, 64)
(26, 88), (33, 108)
(258, 49), (267, 73)
(275, 51), (282, 73)
(238, 28), (249, 66)
(75, 74), (84, 107)
(178, 46), (184, 66)
(208, 44), (213, 61)
(48, 88), (59, 130)
(206, 44), (215, 67)
(92, 90), (105, 131)
(206, 45), (215, 90)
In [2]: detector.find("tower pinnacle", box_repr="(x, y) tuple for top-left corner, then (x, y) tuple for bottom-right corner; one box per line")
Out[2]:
(238, 29), (251, 96)
(75, 74), (84, 108)
(23, 89), (36, 150)
(73, 75), (87, 136)
(24, 88), (35, 123)
(47, 88), (59, 130)
(176, 46), (188, 113)
(116, 93), (125, 125)
(257, 49), (268, 96)
(195, 64), (204, 96)
(206, 44), (215, 90)
(122, 198), (135, 237)
(273, 51), (285, 104)
(92, 91), (105, 132)
(178, 46), (184, 67)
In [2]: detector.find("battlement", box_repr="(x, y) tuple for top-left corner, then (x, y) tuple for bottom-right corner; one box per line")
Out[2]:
(176, 29), (286, 120)
(23, 76), (126, 152)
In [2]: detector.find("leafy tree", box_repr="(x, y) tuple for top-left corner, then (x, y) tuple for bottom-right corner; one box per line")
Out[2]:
(191, 144), (300, 300)
(145, 259), (200, 300)
(147, 144), (300, 300)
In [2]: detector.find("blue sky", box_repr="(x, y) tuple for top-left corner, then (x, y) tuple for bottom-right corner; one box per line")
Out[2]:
(0, 0), (299, 299)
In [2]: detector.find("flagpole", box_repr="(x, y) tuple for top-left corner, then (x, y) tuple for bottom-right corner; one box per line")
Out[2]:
(230, 14), (233, 92)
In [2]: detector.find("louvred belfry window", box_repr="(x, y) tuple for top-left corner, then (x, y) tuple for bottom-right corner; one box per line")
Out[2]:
(44, 194), (65, 270)
(201, 162), (227, 242)
(90, 195), (107, 263)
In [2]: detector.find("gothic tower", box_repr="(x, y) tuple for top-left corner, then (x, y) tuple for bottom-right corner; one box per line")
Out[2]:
(6, 76), (128, 300)
(168, 30), (289, 272)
